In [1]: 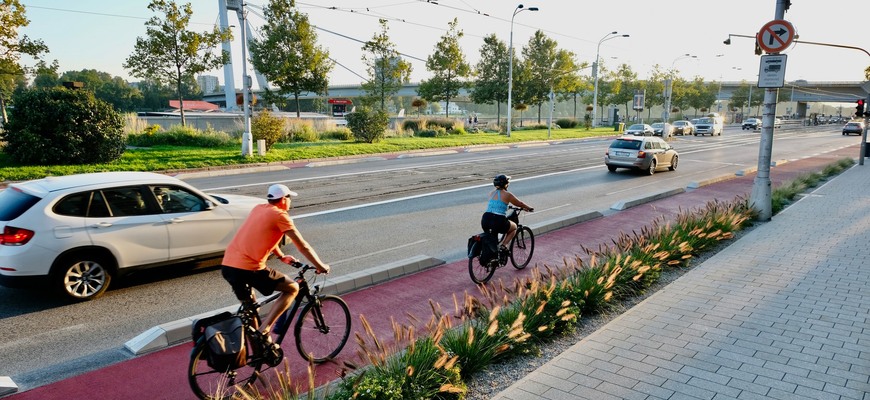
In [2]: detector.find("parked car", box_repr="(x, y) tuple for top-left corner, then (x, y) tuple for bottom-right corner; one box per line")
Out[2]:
(624, 123), (654, 136)
(604, 135), (679, 175)
(742, 118), (761, 130)
(672, 120), (694, 135)
(651, 122), (674, 137)
(774, 118), (783, 128)
(843, 121), (864, 135)
(0, 172), (264, 301)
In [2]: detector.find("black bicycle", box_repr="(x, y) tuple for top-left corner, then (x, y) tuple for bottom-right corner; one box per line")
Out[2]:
(188, 263), (351, 400)
(467, 206), (535, 284)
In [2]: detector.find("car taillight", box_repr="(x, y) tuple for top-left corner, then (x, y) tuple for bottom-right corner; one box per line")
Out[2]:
(637, 151), (647, 158)
(0, 226), (34, 246)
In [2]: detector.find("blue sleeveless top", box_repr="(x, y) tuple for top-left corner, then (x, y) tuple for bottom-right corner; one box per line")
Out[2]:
(485, 190), (508, 215)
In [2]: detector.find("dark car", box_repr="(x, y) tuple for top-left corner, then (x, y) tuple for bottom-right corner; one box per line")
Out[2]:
(672, 120), (694, 135)
(742, 118), (761, 130)
(624, 124), (654, 136)
(843, 121), (864, 135)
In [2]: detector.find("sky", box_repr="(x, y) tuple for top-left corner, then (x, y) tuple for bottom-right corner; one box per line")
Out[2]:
(17, 1), (870, 91)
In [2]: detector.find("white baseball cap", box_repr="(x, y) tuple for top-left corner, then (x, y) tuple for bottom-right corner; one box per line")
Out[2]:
(266, 184), (298, 199)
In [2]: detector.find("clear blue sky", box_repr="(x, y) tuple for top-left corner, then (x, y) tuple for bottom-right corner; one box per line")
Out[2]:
(19, 1), (870, 90)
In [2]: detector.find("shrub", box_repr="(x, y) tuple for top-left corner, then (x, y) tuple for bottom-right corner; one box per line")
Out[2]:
(426, 118), (456, 131)
(402, 119), (425, 132)
(2, 87), (125, 165)
(286, 118), (316, 142)
(319, 127), (353, 141)
(450, 127), (468, 135)
(347, 107), (389, 143)
(555, 118), (578, 129)
(415, 127), (448, 137)
(126, 125), (235, 147)
(251, 110), (285, 150)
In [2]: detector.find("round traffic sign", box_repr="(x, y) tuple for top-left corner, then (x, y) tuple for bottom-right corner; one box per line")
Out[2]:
(756, 19), (795, 54)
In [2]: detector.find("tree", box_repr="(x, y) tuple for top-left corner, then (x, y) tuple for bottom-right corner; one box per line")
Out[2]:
(1, 0), (49, 123)
(411, 98), (427, 116)
(418, 18), (471, 118)
(60, 69), (145, 112)
(1, 87), (124, 165)
(470, 34), (510, 126)
(31, 60), (59, 89)
(521, 31), (578, 122)
(123, 0), (231, 126)
(608, 63), (638, 121)
(249, 0), (333, 118)
(360, 19), (411, 112)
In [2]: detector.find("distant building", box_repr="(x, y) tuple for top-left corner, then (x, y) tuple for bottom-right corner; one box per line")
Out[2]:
(197, 75), (220, 94)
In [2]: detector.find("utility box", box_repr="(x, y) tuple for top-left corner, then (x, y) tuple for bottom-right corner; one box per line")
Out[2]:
(257, 139), (266, 156)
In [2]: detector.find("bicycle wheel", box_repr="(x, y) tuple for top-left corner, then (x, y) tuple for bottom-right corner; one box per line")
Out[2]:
(468, 255), (495, 284)
(294, 295), (351, 363)
(509, 226), (535, 269)
(188, 339), (263, 400)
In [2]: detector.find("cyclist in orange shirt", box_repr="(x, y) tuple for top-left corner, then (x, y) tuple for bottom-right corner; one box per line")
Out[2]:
(221, 184), (330, 337)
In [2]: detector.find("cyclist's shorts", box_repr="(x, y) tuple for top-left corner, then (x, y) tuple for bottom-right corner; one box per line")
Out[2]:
(481, 212), (510, 235)
(221, 266), (287, 300)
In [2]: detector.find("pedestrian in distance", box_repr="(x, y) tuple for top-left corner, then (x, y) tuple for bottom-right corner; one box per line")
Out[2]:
(220, 184), (330, 338)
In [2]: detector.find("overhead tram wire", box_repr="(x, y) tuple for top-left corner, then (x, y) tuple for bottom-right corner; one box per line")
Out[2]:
(244, 5), (370, 82)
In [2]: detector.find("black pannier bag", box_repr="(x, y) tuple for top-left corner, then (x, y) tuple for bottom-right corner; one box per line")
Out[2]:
(194, 313), (247, 371)
(468, 232), (499, 266)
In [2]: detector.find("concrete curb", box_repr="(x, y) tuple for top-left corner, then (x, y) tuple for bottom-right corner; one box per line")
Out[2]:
(0, 376), (17, 397)
(123, 255), (445, 356)
(610, 187), (686, 210)
(687, 173), (739, 189)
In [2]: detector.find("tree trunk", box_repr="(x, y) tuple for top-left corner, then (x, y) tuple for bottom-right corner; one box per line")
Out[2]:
(0, 96), (8, 125)
(295, 94), (301, 118)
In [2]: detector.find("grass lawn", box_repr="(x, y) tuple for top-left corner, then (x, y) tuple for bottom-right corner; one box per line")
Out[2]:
(0, 126), (619, 182)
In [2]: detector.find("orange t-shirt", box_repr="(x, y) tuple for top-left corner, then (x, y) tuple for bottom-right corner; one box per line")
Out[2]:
(222, 203), (294, 271)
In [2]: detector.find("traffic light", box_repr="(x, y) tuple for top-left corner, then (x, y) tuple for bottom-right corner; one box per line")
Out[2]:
(856, 99), (865, 118)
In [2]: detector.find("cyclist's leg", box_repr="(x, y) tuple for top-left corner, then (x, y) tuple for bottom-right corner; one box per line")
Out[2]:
(501, 220), (517, 248)
(252, 268), (299, 335)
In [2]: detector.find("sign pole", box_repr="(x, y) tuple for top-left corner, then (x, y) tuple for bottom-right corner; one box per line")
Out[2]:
(750, 0), (791, 221)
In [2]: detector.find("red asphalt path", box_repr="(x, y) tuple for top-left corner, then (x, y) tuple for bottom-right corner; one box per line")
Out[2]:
(5, 145), (859, 400)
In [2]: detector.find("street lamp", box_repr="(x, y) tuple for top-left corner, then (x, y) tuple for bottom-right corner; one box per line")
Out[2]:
(506, 4), (538, 138)
(591, 31), (629, 128)
(662, 54), (696, 136)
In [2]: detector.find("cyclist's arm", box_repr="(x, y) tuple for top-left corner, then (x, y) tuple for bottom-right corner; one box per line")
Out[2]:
(503, 191), (533, 212)
(283, 226), (330, 274)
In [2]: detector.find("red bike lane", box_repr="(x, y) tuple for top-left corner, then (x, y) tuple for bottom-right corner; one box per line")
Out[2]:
(5, 145), (856, 400)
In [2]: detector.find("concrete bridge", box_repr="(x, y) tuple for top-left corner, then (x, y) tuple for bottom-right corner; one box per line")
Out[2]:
(203, 80), (867, 118)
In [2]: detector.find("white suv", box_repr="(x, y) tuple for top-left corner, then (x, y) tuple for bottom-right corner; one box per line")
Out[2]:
(0, 172), (262, 301)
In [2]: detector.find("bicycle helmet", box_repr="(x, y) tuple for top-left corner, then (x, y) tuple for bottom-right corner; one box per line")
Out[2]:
(493, 174), (511, 188)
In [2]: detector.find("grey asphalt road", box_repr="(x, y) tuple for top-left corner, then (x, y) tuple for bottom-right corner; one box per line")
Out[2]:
(0, 123), (855, 391)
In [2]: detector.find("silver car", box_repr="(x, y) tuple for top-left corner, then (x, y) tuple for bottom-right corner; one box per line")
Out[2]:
(0, 172), (263, 301)
(604, 136), (679, 175)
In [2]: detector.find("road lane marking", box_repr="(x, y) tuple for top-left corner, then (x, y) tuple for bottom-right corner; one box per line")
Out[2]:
(330, 239), (429, 265)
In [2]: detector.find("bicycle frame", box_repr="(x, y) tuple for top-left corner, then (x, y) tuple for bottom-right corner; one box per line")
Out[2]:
(243, 266), (320, 348)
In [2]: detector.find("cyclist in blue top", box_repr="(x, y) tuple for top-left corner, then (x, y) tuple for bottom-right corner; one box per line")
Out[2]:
(481, 174), (533, 251)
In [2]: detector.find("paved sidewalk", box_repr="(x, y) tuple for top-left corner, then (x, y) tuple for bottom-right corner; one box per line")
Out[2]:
(495, 162), (870, 399)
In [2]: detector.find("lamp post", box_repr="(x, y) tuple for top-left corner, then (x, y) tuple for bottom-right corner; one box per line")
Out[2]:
(591, 31), (628, 128)
(506, 4), (538, 138)
(662, 54), (696, 137)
